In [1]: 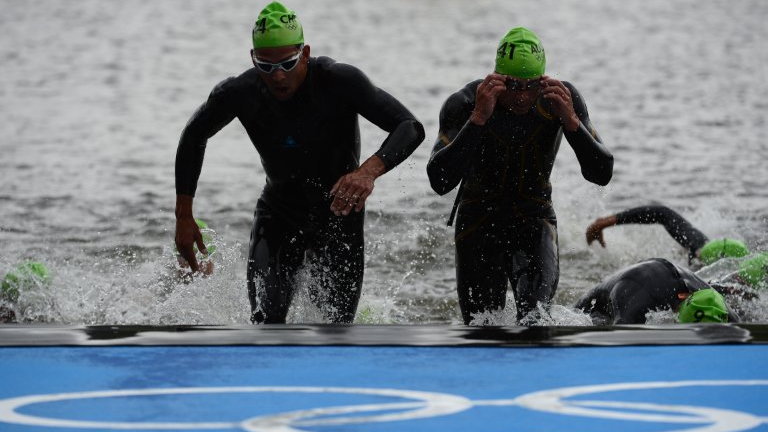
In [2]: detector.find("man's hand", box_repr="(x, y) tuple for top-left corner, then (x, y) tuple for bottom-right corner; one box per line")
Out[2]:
(175, 195), (206, 272)
(540, 75), (579, 131)
(330, 156), (386, 216)
(470, 73), (508, 126)
(586, 215), (617, 248)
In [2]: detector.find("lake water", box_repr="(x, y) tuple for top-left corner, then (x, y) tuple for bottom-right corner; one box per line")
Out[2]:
(1, 0), (766, 325)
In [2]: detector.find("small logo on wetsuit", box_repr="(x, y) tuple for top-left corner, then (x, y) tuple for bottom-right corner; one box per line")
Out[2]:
(283, 136), (299, 148)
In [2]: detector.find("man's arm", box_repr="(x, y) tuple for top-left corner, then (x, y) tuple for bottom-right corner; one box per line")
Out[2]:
(327, 64), (425, 216)
(574, 283), (613, 325)
(175, 78), (238, 271)
(545, 79), (613, 186)
(586, 205), (710, 256)
(426, 84), (486, 196)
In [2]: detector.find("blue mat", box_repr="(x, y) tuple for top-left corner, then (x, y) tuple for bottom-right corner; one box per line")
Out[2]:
(1, 343), (766, 431)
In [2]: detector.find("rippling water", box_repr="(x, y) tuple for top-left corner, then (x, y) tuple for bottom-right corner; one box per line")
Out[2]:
(1, 0), (766, 325)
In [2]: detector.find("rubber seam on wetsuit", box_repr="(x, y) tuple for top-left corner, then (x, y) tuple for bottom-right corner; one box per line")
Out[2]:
(438, 132), (452, 147)
(536, 98), (555, 120)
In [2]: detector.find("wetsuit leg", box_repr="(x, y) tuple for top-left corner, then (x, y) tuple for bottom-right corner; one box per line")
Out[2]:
(504, 218), (559, 322)
(247, 200), (307, 324)
(455, 219), (508, 325)
(305, 212), (365, 323)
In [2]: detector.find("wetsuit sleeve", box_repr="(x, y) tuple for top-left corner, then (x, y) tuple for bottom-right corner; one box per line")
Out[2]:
(426, 88), (483, 195)
(563, 82), (613, 186)
(335, 64), (425, 170)
(175, 78), (239, 196)
(614, 205), (710, 255)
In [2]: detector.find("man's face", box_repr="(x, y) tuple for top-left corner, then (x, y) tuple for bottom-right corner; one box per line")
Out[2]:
(496, 76), (542, 115)
(251, 44), (310, 101)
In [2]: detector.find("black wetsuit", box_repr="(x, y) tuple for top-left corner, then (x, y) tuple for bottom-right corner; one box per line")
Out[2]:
(176, 56), (424, 324)
(613, 205), (709, 262)
(575, 258), (738, 324)
(427, 80), (613, 324)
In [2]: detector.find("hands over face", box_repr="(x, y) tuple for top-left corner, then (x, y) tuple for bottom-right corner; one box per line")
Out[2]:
(470, 73), (510, 126)
(540, 75), (580, 131)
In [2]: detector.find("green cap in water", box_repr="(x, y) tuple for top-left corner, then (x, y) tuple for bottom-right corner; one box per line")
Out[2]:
(252, 2), (304, 49)
(196, 218), (216, 255)
(494, 27), (546, 79)
(677, 288), (729, 323)
(174, 219), (216, 256)
(738, 252), (768, 288)
(698, 238), (749, 265)
(1, 261), (51, 302)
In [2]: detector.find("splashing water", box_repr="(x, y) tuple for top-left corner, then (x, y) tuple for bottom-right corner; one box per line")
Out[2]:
(1, 0), (767, 325)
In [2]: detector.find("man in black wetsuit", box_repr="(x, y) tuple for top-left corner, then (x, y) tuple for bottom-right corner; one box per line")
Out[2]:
(586, 205), (768, 292)
(586, 205), (749, 265)
(426, 28), (613, 324)
(174, 2), (424, 324)
(575, 258), (738, 324)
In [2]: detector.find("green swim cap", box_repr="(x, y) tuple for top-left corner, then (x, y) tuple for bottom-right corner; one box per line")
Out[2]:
(252, 2), (304, 49)
(196, 218), (216, 255)
(495, 27), (546, 79)
(1, 261), (51, 302)
(698, 238), (749, 265)
(678, 288), (729, 323)
(738, 252), (768, 288)
(174, 219), (216, 256)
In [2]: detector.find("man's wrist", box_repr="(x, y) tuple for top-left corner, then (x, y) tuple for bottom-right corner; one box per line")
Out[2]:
(175, 195), (194, 218)
(469, 111), (487, 126)
(563, 114), (580, 132)
(601, 215), (618, 228)
(358, 155), (387, 179)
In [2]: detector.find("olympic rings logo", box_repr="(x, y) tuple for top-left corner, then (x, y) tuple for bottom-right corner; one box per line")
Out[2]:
(0, 381), (766, 431)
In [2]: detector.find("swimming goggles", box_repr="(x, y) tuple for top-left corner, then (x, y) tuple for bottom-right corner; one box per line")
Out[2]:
(505, 78), (541, 91)
(252, 45), (304, 74)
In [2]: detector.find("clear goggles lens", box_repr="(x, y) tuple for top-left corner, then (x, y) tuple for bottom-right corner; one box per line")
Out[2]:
(253, 46), (303, 73)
